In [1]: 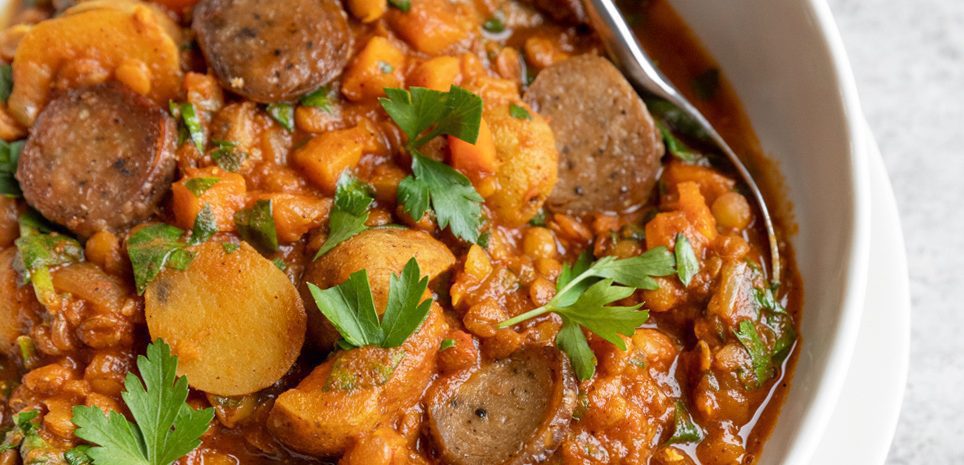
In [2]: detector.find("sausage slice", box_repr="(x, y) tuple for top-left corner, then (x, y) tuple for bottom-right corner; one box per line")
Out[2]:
(427, 347), (577, 465)
(193, 0), (352, 103)
(16, 84), (177, 237)
(524, 55), (664, 214)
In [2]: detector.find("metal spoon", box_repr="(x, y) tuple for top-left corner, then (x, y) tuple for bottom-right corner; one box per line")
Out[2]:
(581, 0), (782, 283)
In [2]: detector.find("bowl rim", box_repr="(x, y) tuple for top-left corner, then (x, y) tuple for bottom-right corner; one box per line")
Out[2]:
(777, 0), (872, 463)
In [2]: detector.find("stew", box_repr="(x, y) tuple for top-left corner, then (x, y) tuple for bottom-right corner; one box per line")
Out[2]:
(0, 0), (800, 464)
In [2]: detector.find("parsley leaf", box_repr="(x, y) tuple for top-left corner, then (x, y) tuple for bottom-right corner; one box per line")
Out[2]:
(734, 320), (771, 388)
(509, 103), (531, 120)
(169, 101), (205, 152)
(0, 139), (24, 198)
(658, 121), (703, 163)
(210, 141), (247, 172)
(14, 211), (84, 306)
(64, 445), (94, 465)
(379, 86), (486, 243)
(315, 173), (374, 260)
(72, 340), (214, 465)
(308, 258), (433, 349)
(674, 234), (699, 286)
(183, 177), (219, 197)
(234, 199), (278, 253)
(483, 16), (505, 33)
(500, 248), (676, 380)
(388, 0), (410, 12)
(667, 400), (703, 444)
(439, 339), (456, 351)
(266, 103), (294, 131)
(404, 154), (484, 243)
(300, 85), (336, 112)
(127, 224), (194, 295)
(189, 204), (217, 245)
(0, 63), (12, 103)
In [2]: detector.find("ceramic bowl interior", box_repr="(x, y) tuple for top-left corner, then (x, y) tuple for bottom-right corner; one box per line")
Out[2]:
(668, 0), (871, 463)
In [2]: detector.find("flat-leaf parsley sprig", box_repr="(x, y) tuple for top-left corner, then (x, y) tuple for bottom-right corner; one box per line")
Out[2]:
(378, 86), (485, 243)
(499, 248), (677, 380)
(308, 257), (434, 348)
(71, 340), (214, 465)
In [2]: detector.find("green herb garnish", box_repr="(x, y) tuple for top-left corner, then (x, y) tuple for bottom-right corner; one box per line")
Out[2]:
(500, 249), (677, 380)
(272, 258), (287, 271)
(234, 199), (278, 253)
(379, 86), (485, 243)
(483, 16), (505, 33)
(387, 0), (410, 12)
(210, 140), (247, 172)
(267, 103), (294, 131)
(300, 85), (336, 113)
(308, 257), (433, 349)
(667, 400), (703, 444)
(734, 320), (771, 388)
(64, 445), (94, 465)
(378, 61), (395, 74)
(184, 177), (219, 197)
(0, 139), (23, 198)
(439, 338), (456, 351)
(221, 242), (240, 254)
(127, 224), (194, 295)
(189, 204), (217, 245)
(0, 63), (12, 103)
(72, 340), (214, 465)
(674, 234), (699, 286)
(508, 102), (531, 120)
(315, 173), (374, 260)
(657, 121), (702, 163)
(14, 212), (84, 306)
(170, 101), (205, 152)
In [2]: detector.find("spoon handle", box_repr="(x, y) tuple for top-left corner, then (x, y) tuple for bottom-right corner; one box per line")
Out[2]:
(582, 0), (782, 283)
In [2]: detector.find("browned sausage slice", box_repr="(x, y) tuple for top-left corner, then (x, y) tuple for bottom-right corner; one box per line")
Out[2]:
(524, 55), (665, 215)
(192, 0), (352, 103)
(427, 347), (577, 465)
(16, 84), (177, 237)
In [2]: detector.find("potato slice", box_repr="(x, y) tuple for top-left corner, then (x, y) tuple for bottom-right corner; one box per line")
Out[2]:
(9, 0), (182, 126)
(301, 228), (455, 351)
(145, 241), (306, 396)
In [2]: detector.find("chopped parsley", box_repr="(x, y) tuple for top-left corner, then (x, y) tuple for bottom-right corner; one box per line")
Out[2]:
(267, 103), (295, 131)
(734, 320), (771, 388)
(300, 85), (336, 112)
(439, 338), (456, 351)
(508, 103), (531, 120)
(210, 140), (247, 172)
(483, 16), (505, 33)
(377, 61), (395, 74)
(308, 257), (433, 349)
(379, 86), (485, 243)
(0, 139), (23, 198)
(667, 400), (703, 444)
(169, 101), (205, 152)
(72, 340), (214, 465)
(387, 0), (410, 12)
(127, 224), (194, 295)
(500, 248), (677, 380)
(189, 204), (217, 245)
(674, 234), (699, 286)
(0, 63), (12, 103)
(183, 177), (219, 197)
(221, 242), (240, 254)
(315, 173), (374, 260)
(234, 199), (278, 253)
(64, 445), (94, 465)
(14, 211), (84, 307)
(657, 121), (703, 163)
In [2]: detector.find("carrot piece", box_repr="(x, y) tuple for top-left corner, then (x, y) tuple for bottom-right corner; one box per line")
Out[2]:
(677, 181), (718, 241)
(171, 167), (247, 232)
(448, 118), (497, 184)
(292, 126), (371, 194)
(408, 56), (461, 91)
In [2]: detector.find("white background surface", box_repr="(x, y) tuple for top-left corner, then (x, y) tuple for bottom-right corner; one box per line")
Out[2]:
(826, 0), (964, 463)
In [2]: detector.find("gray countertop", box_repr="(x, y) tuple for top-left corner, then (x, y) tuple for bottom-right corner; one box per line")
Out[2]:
(827, 0), (964, 462)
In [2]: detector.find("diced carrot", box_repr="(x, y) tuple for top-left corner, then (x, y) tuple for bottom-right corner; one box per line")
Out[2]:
(677, 181), (718, 241)
(644, 211), (690, 251)
(347, 0), (388, 23)
(171, 167), (247, 232)
(408, 56), (461, 91)
(341, 36), (405, 102)
(249, 193), (332, 244)
(292, 125), (371, 194)
(386, 0), (479, 56)
(661, 162), (735, 205)
(448, 118), (497, 184)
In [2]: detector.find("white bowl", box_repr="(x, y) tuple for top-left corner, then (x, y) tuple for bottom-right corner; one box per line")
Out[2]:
(669, 0), (871, 462)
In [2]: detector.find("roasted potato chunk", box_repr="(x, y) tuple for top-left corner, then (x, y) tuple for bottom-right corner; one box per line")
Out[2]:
(145, 241), (306, 396)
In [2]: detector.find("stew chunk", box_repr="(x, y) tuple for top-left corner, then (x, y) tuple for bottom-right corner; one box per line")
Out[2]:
(525, 55), (664, 214)
(193, 0), (352, 103)
(144, 241), (306, 396)
(16, 84), (177, 237)
(427, 347), (577, 465)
